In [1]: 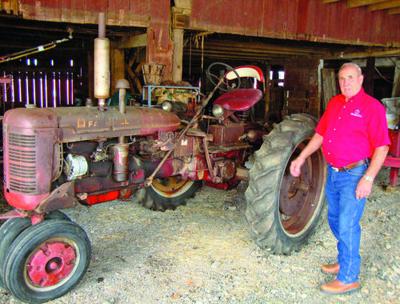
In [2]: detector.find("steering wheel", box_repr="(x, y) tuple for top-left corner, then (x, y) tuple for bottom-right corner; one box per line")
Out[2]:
(206, 62), (241, 92)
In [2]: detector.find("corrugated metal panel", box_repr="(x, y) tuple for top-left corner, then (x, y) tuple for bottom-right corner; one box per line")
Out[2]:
(189, 0), (400, 47)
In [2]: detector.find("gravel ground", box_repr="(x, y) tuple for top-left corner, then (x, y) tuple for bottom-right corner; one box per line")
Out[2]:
(0, 167), (399, 304)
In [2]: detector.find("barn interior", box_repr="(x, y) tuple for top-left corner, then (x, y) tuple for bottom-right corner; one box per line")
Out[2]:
(0, 0), (399, 121)
(0, 2), (400, 303)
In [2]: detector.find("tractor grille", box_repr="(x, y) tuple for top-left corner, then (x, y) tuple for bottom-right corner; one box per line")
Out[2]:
(8, 133), (37, 194)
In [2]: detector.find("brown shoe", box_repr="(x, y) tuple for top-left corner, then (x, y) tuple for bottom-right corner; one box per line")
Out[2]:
(320, 279), (361, 295)
(321, 263), (339, 274)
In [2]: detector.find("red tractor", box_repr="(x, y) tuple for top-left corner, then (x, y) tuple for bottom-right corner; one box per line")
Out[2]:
(0, 62), (326, 303)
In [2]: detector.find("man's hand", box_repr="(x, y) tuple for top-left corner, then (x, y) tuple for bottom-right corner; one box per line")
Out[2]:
(289, 133), (323, 177)
(290, 157), (305, 177)
(355, 177), (373, 200)
(355, 145), (389, 200)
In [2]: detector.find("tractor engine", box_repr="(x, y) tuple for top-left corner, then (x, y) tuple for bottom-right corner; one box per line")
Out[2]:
(3, 105), (181, 212)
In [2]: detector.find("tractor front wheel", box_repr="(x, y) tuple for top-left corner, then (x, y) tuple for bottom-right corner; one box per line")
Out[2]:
(0, 217), (31, 289)
(245, 114), (326, 254)
(2, 219), (91, 303)
(0, 211), (71, 289)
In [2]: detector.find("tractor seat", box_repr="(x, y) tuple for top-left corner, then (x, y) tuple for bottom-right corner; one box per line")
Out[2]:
(214, 88), (262, 112)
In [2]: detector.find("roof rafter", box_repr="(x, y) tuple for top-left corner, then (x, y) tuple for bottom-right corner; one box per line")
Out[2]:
(322, 0), (400, 13)
(368, 0), (400, 11)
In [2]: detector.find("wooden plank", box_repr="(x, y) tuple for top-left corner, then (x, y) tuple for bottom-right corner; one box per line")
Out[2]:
(111, 47), (125, 93)
(119, 33), (147, 49)
(264, 65), (271, 122)
(172, 28), (184, 82)
(392, 60), (400, 97)
(368, 0), (400, 11)
(1, 0), (19, 13)
(326, 48), (400, 59)
(388, 7), (400, 13)
(71, 0), (85, 23)
(364, 57), (375, 96)
(322, 69), (337, 111)
(346, 0), (387, 8)
(61, 0), (72, 23)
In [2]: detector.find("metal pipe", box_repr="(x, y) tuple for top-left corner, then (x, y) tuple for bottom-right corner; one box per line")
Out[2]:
(95, 12), (110, 110)
(119, 88), (126, 114)
(118, 87), (126, 144)
(112, 144), (129, 182)
(98, 13), (106, 39)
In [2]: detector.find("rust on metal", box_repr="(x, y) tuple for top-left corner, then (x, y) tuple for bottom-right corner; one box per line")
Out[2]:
(208, 124), (244, 146)
(4, 106), (181, 143)
(35, 181), (78, 213)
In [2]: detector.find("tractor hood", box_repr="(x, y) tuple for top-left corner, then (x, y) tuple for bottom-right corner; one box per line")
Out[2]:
(4, 106), (181, 142)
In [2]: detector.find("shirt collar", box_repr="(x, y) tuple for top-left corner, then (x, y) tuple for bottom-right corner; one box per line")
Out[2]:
(341, 88), (365, 103)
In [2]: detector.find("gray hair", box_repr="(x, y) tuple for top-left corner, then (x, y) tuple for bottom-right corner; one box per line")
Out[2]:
(339, 62), (362, 76)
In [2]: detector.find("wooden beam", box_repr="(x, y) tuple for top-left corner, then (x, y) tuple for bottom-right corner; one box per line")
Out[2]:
(111, 47), (125, 93)
(172, 28), (184, 82)
(364, 57), (375, 95)
(0, 0), (19, 13)
(87, 47), (94, 101)
(322, 69), (337, 111)
(392, 60), (400, 97)
(388, 7), (400, 13)
(119, 33), (147, 49)
(368, 0), (400, 11)
(328, 48), (400, 59)
(346, 0), (387, 8)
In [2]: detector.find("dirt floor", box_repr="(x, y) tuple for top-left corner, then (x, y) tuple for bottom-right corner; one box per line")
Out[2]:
(0, 168), (399, 304)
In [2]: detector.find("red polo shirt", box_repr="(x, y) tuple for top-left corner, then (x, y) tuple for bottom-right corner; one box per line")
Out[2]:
(315, 88), (390, 167)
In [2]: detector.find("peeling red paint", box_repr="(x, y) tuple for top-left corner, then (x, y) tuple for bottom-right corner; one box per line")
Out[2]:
(16, 0), (400, 46)
(189, 0), (400, 47)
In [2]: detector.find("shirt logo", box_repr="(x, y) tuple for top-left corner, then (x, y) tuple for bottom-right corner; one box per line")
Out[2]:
(350, 109), (362, 118)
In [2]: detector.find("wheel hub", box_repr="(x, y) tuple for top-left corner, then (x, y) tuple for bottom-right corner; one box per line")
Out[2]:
(279, 139), (325, 235)
(152, 177), (190, 197)
(27, 241), (76, 287)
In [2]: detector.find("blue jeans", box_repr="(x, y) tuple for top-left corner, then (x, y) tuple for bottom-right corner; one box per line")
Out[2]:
(325, 163), (367, 283)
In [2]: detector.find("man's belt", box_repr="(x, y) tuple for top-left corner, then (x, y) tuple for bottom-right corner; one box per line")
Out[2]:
(331, 160), (367, 172)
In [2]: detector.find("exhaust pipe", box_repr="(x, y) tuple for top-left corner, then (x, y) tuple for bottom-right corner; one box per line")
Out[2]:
(94, 12), (110, 110)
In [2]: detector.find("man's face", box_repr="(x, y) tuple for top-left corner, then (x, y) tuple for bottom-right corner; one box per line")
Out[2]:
(338, 66), (364, 99)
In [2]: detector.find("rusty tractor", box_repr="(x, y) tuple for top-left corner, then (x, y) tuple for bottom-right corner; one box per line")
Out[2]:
(0, 62), (326, 303)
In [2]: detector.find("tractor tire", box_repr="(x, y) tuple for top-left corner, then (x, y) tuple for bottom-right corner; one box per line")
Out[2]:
(0, 217), (31, 289)
(139, 177), (202, 211)
(46, 210), (71, 221)
(245, 114), (326, 254)
(2, 219), (91, 303)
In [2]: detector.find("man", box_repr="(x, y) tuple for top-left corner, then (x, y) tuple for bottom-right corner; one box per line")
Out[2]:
(290, 62), (390, 294)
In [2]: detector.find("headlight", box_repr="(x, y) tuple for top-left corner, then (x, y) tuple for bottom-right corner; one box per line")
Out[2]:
(161, 101), (172, 112)
(212, 104), (224, 118)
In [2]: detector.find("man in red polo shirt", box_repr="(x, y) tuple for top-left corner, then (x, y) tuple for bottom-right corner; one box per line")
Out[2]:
(290, 62), (390, 294)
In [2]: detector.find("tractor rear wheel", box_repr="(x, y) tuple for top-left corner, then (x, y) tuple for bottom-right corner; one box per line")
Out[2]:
(140, 177), (202, 211)
(245, 114), (326, 254)
(2, 219), (91, 303)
